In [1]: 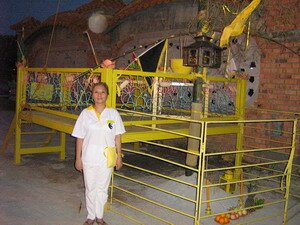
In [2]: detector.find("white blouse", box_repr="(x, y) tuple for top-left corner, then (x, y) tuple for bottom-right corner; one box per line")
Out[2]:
(72, 106), (125, 165)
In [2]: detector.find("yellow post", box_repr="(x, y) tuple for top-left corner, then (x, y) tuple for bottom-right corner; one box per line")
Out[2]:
(59, 132), (66, 160)
(283, 119), (297, 225)
(234, 79), (246, 179)
(196, 122), (207, 225)
(14, 68), (24, 164)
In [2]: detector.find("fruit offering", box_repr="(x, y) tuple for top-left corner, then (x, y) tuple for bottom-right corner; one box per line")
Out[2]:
(215, 213), (230, 224)
(228, 206), (248, 220)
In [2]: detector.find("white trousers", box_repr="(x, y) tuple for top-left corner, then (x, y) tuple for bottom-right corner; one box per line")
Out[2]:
(83, 163), (113, 220)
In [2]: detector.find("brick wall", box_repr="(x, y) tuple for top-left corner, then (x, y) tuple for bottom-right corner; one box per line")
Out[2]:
(246, 0), (300, 156)
(252, 0), (299, 111)
(255, 39), (300, 112)
(26, 27), (111, 68)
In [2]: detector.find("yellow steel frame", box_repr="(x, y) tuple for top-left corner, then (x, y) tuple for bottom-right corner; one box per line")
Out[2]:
(5, 66), (246, 164)
(1, 66), (297, 224)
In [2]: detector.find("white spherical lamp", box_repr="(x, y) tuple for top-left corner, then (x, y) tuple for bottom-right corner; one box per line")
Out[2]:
(88, 13), (108, 34)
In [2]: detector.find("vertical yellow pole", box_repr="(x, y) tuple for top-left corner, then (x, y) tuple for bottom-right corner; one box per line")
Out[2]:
(238, 79), (246, 118)
(59, 132), (66, 160)
(196, 122), (207, 225)
(235, 79), (246, 179)
(14, 68), (23, 164)
(283, 119), (297, 225)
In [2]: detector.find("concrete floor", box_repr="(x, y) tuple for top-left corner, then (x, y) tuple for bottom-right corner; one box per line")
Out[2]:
(1, 97), (299, 225)
(0, 97), (133, 225)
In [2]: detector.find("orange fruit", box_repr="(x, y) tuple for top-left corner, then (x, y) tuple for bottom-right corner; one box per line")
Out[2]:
(215, 215), (221, 222)
(224, 217), (230, 224)
(219, 217), (225, 224)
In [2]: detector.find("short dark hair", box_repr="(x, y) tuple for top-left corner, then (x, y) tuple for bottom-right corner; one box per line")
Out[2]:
(92, 82), (109, 95)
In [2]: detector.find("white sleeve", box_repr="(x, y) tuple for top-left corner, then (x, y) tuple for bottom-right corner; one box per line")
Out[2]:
(115, 110), (126, 135)
(72, 110), (86, 138)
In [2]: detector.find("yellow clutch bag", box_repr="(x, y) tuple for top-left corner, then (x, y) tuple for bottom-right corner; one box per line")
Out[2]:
(103, 146), (117, 168)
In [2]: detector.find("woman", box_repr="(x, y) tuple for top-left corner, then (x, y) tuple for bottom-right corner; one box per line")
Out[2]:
(72, 82), (125, 225)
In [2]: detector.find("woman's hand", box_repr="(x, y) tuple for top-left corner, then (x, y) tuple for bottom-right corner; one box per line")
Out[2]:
(115, 156), (123, 170)
(75, 138), (84, 172)
(75, 158), (83, 172)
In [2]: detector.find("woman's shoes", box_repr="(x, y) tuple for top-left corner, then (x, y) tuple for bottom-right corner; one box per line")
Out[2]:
(83, 217), (107, 225)
(83, 219), (95, 225)
(96, 218), (107, 225)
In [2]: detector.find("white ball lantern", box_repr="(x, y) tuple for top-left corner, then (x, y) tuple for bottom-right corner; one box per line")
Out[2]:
(88, 13), (108, 34)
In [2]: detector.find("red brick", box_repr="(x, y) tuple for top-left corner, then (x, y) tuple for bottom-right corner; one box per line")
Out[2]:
(288, 58), (300, 63)
(279, 63), (292, 68)
(286, 68), (297, 74)
(292, 75), (300, 79)
(272, 79), (285, 84)
(279, 74), (292, 79)
(290, 95), (300, 101)
(285, 90), (297, 95)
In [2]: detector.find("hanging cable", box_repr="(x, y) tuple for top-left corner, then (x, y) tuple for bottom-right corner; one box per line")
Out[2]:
(44, 0), (61, 68)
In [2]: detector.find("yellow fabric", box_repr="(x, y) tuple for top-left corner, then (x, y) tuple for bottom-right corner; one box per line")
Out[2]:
(87, 105), (93, 110)
(220, 0), (261, 47)
(103, 146), (117, 168)
(87, 105), (100, 119)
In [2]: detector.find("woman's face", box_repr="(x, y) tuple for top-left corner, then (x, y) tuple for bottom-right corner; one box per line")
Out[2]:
(92, 85), (108, 105)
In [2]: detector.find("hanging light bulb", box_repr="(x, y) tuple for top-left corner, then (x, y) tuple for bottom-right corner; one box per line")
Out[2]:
(250, 61), (256, 69)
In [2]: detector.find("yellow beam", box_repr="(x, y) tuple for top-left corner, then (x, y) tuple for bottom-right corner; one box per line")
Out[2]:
(206, 125), (239, 135)
(122, 129), (187, 143)
(123, 119), (185, 126)
(29, 105), (78, 120)
(20, 146), (63, 155)
(114, 69), (194, 80)
(19, 112), (74, 134)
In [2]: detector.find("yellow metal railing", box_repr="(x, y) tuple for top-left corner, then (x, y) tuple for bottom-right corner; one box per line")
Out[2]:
(107, 110), (297, 225)
(246, 107), (300, 200)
